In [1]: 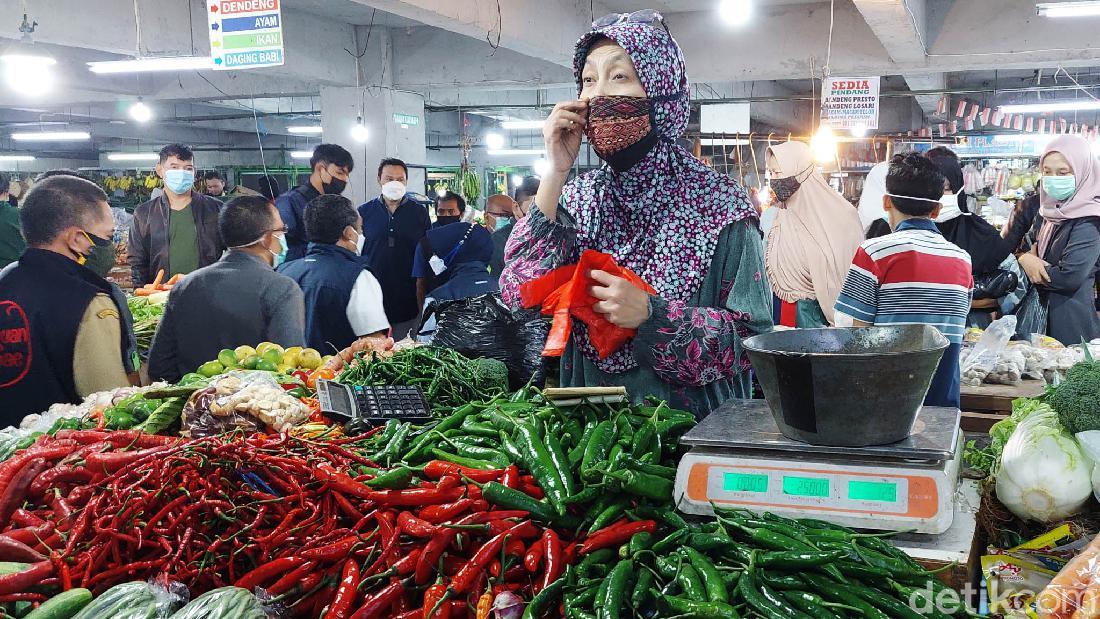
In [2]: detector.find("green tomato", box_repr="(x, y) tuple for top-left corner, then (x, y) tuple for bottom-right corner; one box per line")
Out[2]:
(197, 361), (226, 378)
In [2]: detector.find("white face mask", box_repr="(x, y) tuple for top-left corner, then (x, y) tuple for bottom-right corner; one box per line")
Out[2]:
(355, 232), (366, 256)
(381, 181), (406, 201)
(940, 193), (959, 208)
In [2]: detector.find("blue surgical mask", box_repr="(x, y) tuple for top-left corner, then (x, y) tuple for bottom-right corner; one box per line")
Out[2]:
(1043, 175), (1077, 201)
(164, 169), (195, 195)
(272, 233), (288, 268)
(494, 216), (513, 231)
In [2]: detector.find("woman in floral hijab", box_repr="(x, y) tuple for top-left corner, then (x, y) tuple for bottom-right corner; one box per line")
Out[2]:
(499, 13), (773, 416)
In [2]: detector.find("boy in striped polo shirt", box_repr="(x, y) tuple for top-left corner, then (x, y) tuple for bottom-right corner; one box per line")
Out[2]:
(835, 153), (974, 409)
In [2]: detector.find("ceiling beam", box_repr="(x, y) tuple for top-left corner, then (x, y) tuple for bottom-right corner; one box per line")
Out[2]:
(850, 0), (943, 115)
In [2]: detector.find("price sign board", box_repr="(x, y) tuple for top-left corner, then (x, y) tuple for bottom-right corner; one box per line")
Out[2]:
(821, 77), (880, 130)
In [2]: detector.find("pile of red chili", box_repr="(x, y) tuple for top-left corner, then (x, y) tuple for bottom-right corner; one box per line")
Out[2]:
(0, 428), (649, 617)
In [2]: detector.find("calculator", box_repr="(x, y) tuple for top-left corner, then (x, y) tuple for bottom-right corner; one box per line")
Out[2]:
(315, 380), (434, 425)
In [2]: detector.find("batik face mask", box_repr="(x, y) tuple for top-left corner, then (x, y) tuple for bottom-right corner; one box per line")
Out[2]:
(585, 95), (653, 160)
(769, 176), (801, 203)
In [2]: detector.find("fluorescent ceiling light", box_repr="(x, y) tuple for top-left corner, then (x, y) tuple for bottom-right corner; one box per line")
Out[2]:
(699, 138), (753, 146)
(12, 131), (90, 141)
(500, 120), (545, 130)
(719, 0), (753, 25)
(129, 101), (152, 123)
(106, 153), (158, 162)
(290, 151), (313, 159)
(485, 132), (506, 150)
(87, 56), (213, 74)
(1037, 1), (1100, 17)
(488, 149), (547, 156)
(0, 155), (34, 162)
(287, 126), (323, 135)
(999, 100), (1100, 113)
(1, 50), (56, 97)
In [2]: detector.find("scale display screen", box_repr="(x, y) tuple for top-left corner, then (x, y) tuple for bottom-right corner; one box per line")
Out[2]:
(723, 473), (768, 493)
(848, 480), (898, 503)
(782, 476), (830, 498)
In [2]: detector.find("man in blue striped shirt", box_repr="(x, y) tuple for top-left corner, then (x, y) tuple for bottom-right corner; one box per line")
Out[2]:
(835, 154), (974, 408)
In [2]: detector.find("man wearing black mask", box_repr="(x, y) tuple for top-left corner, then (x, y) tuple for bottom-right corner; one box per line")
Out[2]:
(433, 191), (465, 228)
(275, 144), (354, 262)
(0, 175), (135, 423)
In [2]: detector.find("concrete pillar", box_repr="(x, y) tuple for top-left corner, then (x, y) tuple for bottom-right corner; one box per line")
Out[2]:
(320, 86), (427, 207)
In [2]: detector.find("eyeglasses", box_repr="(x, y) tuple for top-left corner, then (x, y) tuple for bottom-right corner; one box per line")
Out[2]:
(592, 9), (667, 30)
(269, 226), (289, 234)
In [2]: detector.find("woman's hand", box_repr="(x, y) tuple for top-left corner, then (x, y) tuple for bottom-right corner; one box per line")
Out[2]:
(589, 269), (651, 329)
(544, 100), (588, 175)
(535, 100), (589, 221)
(1019, 251), (1051, 285)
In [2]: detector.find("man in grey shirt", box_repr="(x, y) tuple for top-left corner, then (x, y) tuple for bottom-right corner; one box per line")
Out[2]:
(148, 196), (305, 382)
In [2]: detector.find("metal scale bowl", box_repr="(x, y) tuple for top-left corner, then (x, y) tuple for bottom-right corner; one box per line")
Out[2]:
(743, 325), (949, 447)
(672, 326), (962, 533)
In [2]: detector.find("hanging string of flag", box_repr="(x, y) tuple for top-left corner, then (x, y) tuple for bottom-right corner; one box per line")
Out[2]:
(899, 96), (1100, 141)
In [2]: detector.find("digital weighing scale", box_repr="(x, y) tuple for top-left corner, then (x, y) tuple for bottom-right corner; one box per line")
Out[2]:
(674, 399), (962, 534)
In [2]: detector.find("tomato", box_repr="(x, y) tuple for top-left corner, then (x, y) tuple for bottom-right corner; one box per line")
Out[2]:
(307, 368), (336, 390)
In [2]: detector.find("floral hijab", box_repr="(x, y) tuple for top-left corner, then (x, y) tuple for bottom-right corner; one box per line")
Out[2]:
(564, 21), (757, 373)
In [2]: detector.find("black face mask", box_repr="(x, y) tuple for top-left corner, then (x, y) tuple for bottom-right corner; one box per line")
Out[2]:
(769, 176), (802, 203)
(435, 215), (461, 227)
(320, 168), (346, 195)
(81, 231), (115, 277)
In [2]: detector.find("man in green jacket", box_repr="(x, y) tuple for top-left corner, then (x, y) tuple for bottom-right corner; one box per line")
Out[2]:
(0, 173), (26, 269)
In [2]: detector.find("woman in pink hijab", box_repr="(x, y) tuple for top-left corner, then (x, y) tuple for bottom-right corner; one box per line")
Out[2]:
(1019, 135), (1100, 344)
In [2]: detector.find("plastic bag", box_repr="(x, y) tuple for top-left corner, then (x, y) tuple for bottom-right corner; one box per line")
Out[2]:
(181, 371), (309, 438)
(1035, 534), (1100, 618)
(426, 293), (549, 389)
(986, 347), (1026, 385)
(72, 578), (186, 619)
(519, 250), (655, 359)
(961, 315), (1017, 386)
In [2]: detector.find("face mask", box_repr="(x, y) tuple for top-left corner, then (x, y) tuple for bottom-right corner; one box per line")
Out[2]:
(78, 230), (114, 273)
(270, 233), (288, 268)
(585, 95), (653, 160)
(381, 181), (406, 201)
(321, 169), (347, 195)
(164, 169), (195, 195)
(494, 216), (513, 231)
(769, 176), (802, 203)
(1043, 175), (1077, 201)
(354, 232), (366, 256)
(436, 215), (461, 226)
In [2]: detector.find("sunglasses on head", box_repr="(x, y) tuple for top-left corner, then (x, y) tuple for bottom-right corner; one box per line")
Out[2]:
(592, 9), (670, 33)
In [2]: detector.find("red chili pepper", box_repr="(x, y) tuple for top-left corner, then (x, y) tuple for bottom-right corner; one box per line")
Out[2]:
(500, 465), (520, 489)
(541, 529), (563, 590)
(416, 512), (489, 585)
(524, 537), (545, 572)
(423, 581), (451, 619)
(328, 558), (360, 619)
(332, 491), (365, 521)
(0, 534), (44, 563)
(519, 482), (544, 500)
(0, 593), (46, 603)
(0, 460), (49, 528)
(504, 538), (526, 557)
(422, 460), (506, 483)
(578, 520), (657, 555)
(392, 548), (422, 577)
(233, 556), (307, 590)
(301, 536), (361, 562)
(491, 582), (523, 595)
(449, 520), (531, 595)
(488, 559), (502, 578)
(418, 498), (475, 524)
(349, 579), (404, 619)
(397, 511), (437, 538)
(0, 560), (52, 595)
(85, 446), (172, 474)
(489, 520), (540, 540)
(3, 523), (53, 547)
(367, 487), (466, 507)
(435, 475), (460, 491)
(10, 509), (44, 527)
(266, 560), (317, 596)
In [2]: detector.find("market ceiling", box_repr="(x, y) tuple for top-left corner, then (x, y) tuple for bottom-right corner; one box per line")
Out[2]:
(0, 0), (1098, 158)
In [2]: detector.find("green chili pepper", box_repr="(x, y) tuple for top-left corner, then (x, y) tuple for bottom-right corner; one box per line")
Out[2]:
(659, 594), (742, 619)
(545, 429), (576, 496)
(630, 567), (655, 608)
(428, 449), (498, 470)
(580, 420), (617, 474)
(521, 574), (566, 619)
(677, 563), (708, 602)
(514, 422), (569, 515)
(681, 546), (729, 604)
(780, 591), (843, 619)
(597, 559), (632, 619)
(363, 466), (414, 489)
(600, 469), (673, 501)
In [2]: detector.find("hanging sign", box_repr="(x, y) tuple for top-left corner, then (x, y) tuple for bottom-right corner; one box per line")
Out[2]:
(820, 77), (880, 130)
(208, 0), (285, 70)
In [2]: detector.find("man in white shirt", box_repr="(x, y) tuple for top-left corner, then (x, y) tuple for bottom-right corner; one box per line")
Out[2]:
(279, 195), (389, 352)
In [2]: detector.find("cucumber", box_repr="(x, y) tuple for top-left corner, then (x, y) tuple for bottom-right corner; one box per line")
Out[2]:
(0, 562), (30, 576)
(24, 588), (92, 619)
(71, 582), (173, 619)
(168, 587), (264, 619)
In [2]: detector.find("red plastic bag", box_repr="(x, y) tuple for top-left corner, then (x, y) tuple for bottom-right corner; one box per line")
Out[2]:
(519, 250), (655, 359)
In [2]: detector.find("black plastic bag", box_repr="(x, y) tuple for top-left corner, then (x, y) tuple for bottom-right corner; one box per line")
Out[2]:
(973, 268), (1018, 300)
(423, 293), (549, 389)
